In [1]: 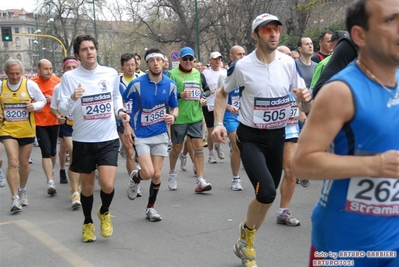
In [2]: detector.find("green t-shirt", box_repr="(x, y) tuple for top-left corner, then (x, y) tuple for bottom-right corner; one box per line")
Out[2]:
(167, 67), (204, 124)
(310, 56), (331, 91)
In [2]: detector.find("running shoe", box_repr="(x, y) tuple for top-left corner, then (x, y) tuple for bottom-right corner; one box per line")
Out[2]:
(66, 152), (70, 165)
(119, 146), (126, 159)
(18, 189), (29, 206)
(215, 143), (225, 160)
(208, 154), (217, 164)
(71, 192), (81, 209)
(97, 208), (113, 238)
(82, 223), (96, 243)
(203, 139), (208, 147)
(276, 209), (300, 226)
(60, 169), (68, 184)
(180, 153), (187, 171)
(29, 158), (33, 164)
(231, 178), (243, 191)
(195, 178), (212, 193)
(47, 181), (57, 196)
(234, 222), (256, 261)
(145, 208), (162, 222)
(0, 170), (5, 187)
(241, 259), (258, 267)
(137, 185), (142, 197)
(127, 170), (140, 200)
(10, 197), (22, 213)
(168, 171), (177, 190)
(299, 179), (310, 188)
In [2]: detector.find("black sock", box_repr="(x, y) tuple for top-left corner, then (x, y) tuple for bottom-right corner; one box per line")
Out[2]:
(147, 182), (161, 209)
(244, 224), (254, 231)
(133, 170), (143, 184)
(100, 189), (114, 214)
(81, 193), (93, 224)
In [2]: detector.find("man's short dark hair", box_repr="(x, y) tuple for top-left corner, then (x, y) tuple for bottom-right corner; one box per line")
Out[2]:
(133, 53), (141, 60)
(318, 30), (333, 42)
(144, 48), (163, 61)
(346, 0), (370, 35)
(297, 37), (304, 48)
(73, 35), (98, 57)
(120, 53), (136, 66)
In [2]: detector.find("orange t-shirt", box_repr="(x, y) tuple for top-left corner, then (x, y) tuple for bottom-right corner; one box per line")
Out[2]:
(31, 74), (61, 126)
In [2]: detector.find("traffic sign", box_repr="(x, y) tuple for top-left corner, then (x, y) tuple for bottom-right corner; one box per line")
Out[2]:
(170, 51), (180, 62)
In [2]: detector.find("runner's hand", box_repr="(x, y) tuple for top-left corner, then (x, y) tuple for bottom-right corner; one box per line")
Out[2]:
(212, 125), (227, 143)
(71, 83), (84, 101)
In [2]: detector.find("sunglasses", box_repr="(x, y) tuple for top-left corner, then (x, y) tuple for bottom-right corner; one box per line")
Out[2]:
(259, 25), (281, 35)
(182, 56), (194, 61)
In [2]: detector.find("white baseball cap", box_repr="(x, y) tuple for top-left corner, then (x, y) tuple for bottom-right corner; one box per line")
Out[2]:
(210, 51), (222, 59)
(252, 13), (282, 32)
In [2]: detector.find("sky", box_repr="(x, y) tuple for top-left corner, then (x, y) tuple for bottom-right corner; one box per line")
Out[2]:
(2, 0), (37, 12)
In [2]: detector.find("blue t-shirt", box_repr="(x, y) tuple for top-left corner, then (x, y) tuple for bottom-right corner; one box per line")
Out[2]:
(224, 87), (240, 122)
(311, 62), (399, 265)
(122, 74), (178, 138)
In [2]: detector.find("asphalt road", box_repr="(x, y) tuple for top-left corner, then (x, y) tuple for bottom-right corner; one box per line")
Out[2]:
(0, 142), (322, 267)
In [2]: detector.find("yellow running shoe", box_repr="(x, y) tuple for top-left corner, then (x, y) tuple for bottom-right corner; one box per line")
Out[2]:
(234, 221), (257, 261)
(82, 223), (96, 243)
(97, 207), (113, 238)
(242, 259), (258, 267)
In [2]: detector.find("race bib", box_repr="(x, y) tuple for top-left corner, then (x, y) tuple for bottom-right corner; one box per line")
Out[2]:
(81, 93), (112, 120)
(288, 100), (299, 124)
(253, 96), (291, 129)
(207, 104), (214, 112)
(141, 103), (166, 126)
(125, 100), (133, 114)
(231, 95), (240, 109)
(3, 103), (29, 122)
(183, 82), (201, 101)
(345, 177), (399, 216)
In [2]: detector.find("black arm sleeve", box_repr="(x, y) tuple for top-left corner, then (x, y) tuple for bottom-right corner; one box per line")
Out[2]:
(200, 73), (210, 93)
(313, 39), (358, 99)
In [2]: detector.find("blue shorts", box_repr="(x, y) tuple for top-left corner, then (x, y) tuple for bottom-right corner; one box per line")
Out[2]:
(59, 123), (73, 138)
(224, 118), (239, 134)
(1, 136), (35, 146)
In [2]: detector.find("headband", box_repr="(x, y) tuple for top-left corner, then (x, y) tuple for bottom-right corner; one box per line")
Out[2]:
(63, 59), (79, 68)
(145, 53), (164, 62)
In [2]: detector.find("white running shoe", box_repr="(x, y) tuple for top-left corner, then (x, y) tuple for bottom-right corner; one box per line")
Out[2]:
(19, 189), (29, 206)
(180, 153), (187, 171)
(71, 191), (81, 209)
(195, 178), (212, 193)
(146, 208), (162, 222)
(47, 180), (57, 196)
(215, 143), (225, 160)
(168, 171), (177, 190)
(0, 170), (5, 187)
(208, 154), (217, 164)
(10, 197), (22, 213)
(231, 178), (243, 191)
(127, 170), (140, 200)
(119, 146), (127, 159)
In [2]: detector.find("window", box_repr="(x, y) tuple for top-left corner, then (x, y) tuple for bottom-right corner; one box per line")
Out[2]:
(2, 13), (7, 17)
(16, 37), (21, 47)
(28, 28), (30, 34)
(17, 54), (22, 61)
(15, 27), (19, 33)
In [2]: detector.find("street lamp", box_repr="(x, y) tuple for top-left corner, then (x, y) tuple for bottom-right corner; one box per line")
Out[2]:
(87, 0), (99, 63)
